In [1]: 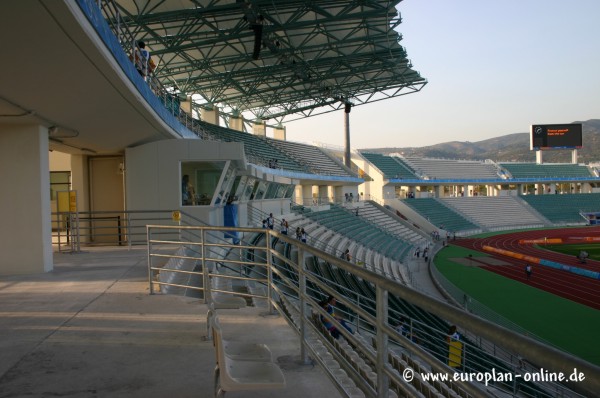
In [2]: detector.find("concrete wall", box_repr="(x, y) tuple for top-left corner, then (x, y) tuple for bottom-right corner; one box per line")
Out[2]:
(354, 154), (385, 203)
(0, 124), (52, 274)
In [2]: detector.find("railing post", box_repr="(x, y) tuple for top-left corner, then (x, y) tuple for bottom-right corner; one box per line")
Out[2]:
(202, 228), (211, 304)
(355, 295), (360, 332)
(238, 239), (244, 277)
(74, 211), (81, 252)
(266, 230), (273, 314)
(116, 8), (121, 44)
(376, 285), (389, 398)
(127, 213), (132, 249)
(69, 213), (75, 252)
(117, 215), (122, 246)
(147, 226), (154, 295)
(56, 212), (62, 253)
(298, 246), (309, 364)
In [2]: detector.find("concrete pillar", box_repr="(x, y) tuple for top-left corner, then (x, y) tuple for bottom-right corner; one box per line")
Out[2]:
(327, 186), (335, 204)
(70, 154), (89, 212)
(383, 186), (395, 199)
(536, 150), (543, 164)
(274, 125), (286, 141)
(435, 185), (444, 198)
(201, 105), (220, 125)
(0, 124), (53, 274)
(317, 185), (328, 205)
(344, 103), (351, 168)
(536, 183), (543, 195)
(334, 186), (344, 203)
(253, 120), (266, 137)
(70, 154), (90, 243)
(519, 184), (527, 195)
(301, 185), (313, 205)
(229, 115), (243, 131)
(180, 96), (192, 114)
(583, 182), (592, 193)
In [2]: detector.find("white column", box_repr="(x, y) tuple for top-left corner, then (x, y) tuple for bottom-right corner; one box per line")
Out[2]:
(327, 186), (335, 204)
(180, 96), (192, 114)
(435, 185), (444, 198)
(536, 150), (543, 164)
(520, 184), (527, 195)
(317, 185), (328, 205)
(253, 120), (266, 137)
(229, 115), (243, 131)
(536, 183), (543, 195)
(70, 154), (89, 212)
(273, 125), (286, 140)
(334, 186), (344, 203)
(301, 185), (313, 206)
(201, 105), (220, 125)
(0, 124), (52, 274)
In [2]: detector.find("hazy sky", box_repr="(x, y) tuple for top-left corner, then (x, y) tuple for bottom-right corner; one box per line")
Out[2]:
(283, 0), (600, 149)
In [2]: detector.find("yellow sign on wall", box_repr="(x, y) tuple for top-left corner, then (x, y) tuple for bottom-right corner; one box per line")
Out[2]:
(172, 211), (181, 222)
(69, 191), (77, 212)
(57, 190), (77, 213)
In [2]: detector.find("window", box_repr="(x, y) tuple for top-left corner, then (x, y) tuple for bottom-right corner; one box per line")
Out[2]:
(50, 171), (71, 200)
(181, 161), (226, 206)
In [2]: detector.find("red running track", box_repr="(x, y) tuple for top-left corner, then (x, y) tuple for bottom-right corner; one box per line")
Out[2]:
(453, 226), (600, 310)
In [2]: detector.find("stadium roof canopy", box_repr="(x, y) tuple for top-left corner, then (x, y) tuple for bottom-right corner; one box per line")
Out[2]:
(108, 0), (427, 123)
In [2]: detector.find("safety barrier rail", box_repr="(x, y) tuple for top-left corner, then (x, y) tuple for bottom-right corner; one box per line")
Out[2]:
(146, 224), (599, 398)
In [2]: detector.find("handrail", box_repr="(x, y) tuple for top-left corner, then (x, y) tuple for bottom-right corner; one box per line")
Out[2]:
(147, 224), (600, 398)
(94, 0), (215, 141)
(253, 203), (408, 275)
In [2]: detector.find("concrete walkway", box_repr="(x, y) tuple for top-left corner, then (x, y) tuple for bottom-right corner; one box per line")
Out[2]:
(0, 247), (340, 398)
(405, 249), (447, 303)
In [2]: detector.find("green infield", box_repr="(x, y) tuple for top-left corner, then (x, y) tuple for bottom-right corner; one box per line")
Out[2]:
(541, 243), (600, 261)
(435, 245), (600, 365)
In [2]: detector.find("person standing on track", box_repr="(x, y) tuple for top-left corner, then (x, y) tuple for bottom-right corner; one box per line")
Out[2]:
(525, 263), (532, 280)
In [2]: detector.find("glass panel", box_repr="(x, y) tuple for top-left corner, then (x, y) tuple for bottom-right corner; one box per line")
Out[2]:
(275, 184), (287, 199)
(50, 171), (71, 201)
(242, 177), (256, 201)
(252, 180), (268, 200)
(215, 165), (236, 206)
(284, 184), (295, 199)
(233, 176), (248, 203)
(264, 182), (278, 199)
(181, 161), (225, 206)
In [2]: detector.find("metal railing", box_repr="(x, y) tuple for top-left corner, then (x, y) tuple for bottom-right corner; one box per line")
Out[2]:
(52, 210), (175, 251)
(248, 203), (406, 278)
(146, 224), (600, 398)
(51, 209), (228, 252)
(95, 0), (213, 141)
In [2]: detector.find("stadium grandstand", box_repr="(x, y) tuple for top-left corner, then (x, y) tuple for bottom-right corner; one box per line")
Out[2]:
(1, 1), (600, 398)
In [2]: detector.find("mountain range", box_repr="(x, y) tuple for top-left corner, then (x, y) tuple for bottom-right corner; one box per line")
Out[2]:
(364, 119), (600, 163)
